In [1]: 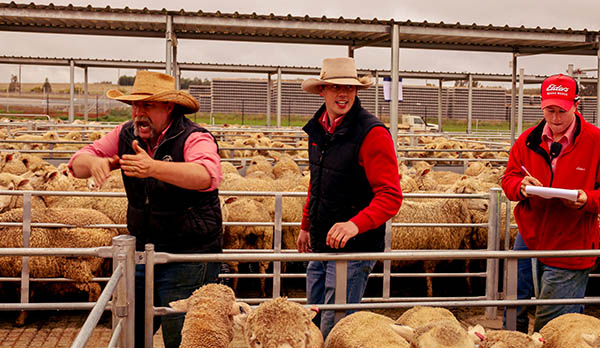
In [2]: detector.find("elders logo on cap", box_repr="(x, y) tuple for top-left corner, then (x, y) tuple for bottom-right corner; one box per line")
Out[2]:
(540, 74), (578, 111)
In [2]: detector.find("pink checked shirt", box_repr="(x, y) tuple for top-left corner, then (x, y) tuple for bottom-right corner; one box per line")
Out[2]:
(68, 121), (222, 191)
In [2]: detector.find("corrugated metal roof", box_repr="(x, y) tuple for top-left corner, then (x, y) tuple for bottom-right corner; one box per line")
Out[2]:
(0, 2), (598, 55)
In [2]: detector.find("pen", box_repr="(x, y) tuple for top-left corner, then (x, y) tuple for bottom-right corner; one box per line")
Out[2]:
(521, 165), (533, 177)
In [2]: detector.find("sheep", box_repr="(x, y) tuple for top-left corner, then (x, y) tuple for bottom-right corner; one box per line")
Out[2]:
(467, 325), (544, 348)
(169, 283), (246, 348)
(393, 320), (474, 348)
(391, 197), (473, 297)
(0, 207), (118, 324)
(539, 313), (600, 348)
(221, 161), (241, 177)
(1, 152), (28, 175)
(222, 197), (273, 297)
(325, 311), (409, 348)
(393, 306), (474, 348)
(273, 154), (301, 179)
(245, 156), (275, 179)
(0, 173), (47, 213)
(238, 297), (323, 348)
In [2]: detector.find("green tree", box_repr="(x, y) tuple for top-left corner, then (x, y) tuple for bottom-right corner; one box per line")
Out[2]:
(118, 75), (135, 86)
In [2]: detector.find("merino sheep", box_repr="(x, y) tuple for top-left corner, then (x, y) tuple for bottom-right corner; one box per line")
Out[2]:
(0, 173), (47, 213)
(222, 197), (273, 297)
(239, 297), (323, 348)
(393, 320), (474, 348)
(539, 313), (600, 348)
(467, 325), (544, 348)
(393, 306), (473, 348)
(169, 283), (245, 348)
(325, 311), (409, 348)
(391, 198), (473, 297)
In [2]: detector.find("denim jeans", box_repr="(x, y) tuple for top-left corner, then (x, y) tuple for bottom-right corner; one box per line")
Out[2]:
(134, 261), (221, 348)
(306, 260), (375, 339)
(503, 232), (534, 333)
(533, 261), (590, 332)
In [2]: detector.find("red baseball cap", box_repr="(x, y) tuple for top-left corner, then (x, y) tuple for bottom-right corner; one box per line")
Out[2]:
(541, 74), (578, 111)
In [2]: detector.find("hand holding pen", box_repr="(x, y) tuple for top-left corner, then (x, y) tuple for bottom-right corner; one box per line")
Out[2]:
(520, 165), (543, 197)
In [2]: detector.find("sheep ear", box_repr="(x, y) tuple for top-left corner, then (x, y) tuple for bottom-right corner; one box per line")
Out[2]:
(390, 324), (415, 341)
(306, 305), (319, 320)
(467, 324), (485, 343)
(16, 178), (30, 189)
(582, 333), (597, 345)
(169, 298), (189, 312)
(530, 332), (545, 348)
(225, 197), (237, 204)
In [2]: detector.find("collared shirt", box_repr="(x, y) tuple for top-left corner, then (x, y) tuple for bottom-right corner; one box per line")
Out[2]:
(68, 121), (222, 191)
(319, 110), (345, 134)
(542, 116), (577, 171)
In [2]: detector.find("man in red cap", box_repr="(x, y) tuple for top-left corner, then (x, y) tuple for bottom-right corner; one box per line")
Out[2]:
(502, 74), (600, 331)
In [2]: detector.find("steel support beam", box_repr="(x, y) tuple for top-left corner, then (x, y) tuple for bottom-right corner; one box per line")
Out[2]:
(390, 24), (399, 152)
(84, 67), (88, 122)
(510, 53), (517, 145)
(467, 74), (472, 134)
(438, 79), (443, 132)
(267, 73), (272, 127)
(69, 59), (74, 122)
(277, 67), (282, 128)
(165, 15), (173, 75)
(518, 68), (524, 135)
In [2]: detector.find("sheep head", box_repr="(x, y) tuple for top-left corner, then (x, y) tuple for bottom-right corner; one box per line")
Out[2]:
(393, 320), (475, 348)
(244, 297), (322, 348)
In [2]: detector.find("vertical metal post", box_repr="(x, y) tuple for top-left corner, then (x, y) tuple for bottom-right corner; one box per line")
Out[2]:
(277, 67), (282, 128)
(144, 244), (155, 348)
(510, 52), (517, 145)
(438, 79), (443, 132)
(467, 74), (472, 134)
(485, 188), (502, 319)
(210, 80), (214, 125)
(505, 256), (518, 330)
(165, 15), (173, 75)
(267, 73), (272, 127)
(348, 46), (354, 58)
(84, 67), (89, 122)
(112, 235), (136, 348)
(567, 64), (574, 76)
(334, 261), (348, 325)
(273, 194), (283, 297)
(518, 68), (524, 135)
(173, 34), (180, 88)
(374, 71), (379, 118)
(596, 38), (600, 127)
(390, 24), (400, 152)
(69, 59), (75, 122)
(382, 220), (392, 299)
(20, 193), (32, 310)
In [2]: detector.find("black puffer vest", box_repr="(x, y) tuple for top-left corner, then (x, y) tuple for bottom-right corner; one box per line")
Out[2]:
(118, 115), (222, 253)
(303, 97), (387, 253)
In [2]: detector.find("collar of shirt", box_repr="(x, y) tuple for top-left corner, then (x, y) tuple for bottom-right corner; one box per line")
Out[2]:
(542, 116), (577, 170)
(319, 110), (346, 134)
(143, 118), (173, 157)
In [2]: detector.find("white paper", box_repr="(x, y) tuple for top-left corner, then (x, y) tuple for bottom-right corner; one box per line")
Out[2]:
(525, 186), (578, 201)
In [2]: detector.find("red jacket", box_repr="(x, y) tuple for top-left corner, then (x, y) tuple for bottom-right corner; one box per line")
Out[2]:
(502, 113), (600, 269)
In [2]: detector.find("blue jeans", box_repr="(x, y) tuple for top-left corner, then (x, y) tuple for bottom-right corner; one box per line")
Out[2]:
(533, 261), (590, 332)
(134, 262), (221, 348)
(306, 260), (375, 339)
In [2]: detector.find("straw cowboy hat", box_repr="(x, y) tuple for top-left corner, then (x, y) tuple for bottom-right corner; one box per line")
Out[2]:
(106, 70), (200, 114)
(302, 57), (373, 94)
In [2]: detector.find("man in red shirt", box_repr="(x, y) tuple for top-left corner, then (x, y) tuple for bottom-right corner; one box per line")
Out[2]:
(297, 57), (403, 338)
(502, 74), (600, 332)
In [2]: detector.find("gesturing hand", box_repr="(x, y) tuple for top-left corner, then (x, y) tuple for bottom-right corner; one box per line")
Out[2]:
(326, 221), (359, 249)
(121, 140), (154, 178)
(89, 155), (120, 189)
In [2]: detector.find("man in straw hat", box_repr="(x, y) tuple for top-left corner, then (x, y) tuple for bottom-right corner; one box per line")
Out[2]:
(502, 73), (600, 332)
(297, 57), (403, 338)
(69, 70), (223, 348)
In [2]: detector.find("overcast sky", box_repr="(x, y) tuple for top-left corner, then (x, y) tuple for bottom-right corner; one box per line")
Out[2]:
(2, 0), (599, 86)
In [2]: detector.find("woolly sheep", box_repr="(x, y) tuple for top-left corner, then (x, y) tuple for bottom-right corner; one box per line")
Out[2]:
(325, 311), (409, 348)
(1, 152), (28, 175)
(0, 173), (47, 213)
(169, 283), (246, 348)
(222, 197), (273, 297)
(467, 325), (544, 348)
(273, 154), (300, 179)
(391, 198), (473, 297)
(239, 297), (323, 348)
(394, 320), (474, 348)
(539, 313), (600, 348)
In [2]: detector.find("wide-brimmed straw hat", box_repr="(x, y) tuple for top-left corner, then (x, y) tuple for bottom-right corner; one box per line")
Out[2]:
(106, 70), (200, 114)
(302, 57), (373, 94)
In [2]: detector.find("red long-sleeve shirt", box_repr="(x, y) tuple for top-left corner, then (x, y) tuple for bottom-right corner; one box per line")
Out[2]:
(300, 111), (403, 233)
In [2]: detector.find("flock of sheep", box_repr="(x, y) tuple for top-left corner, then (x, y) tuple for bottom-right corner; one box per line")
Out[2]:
(173, 283), (600, 348)
(0, 119), (590, 347)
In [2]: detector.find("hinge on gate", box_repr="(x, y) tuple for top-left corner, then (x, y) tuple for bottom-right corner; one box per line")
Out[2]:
(116, 304), (128, 317)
